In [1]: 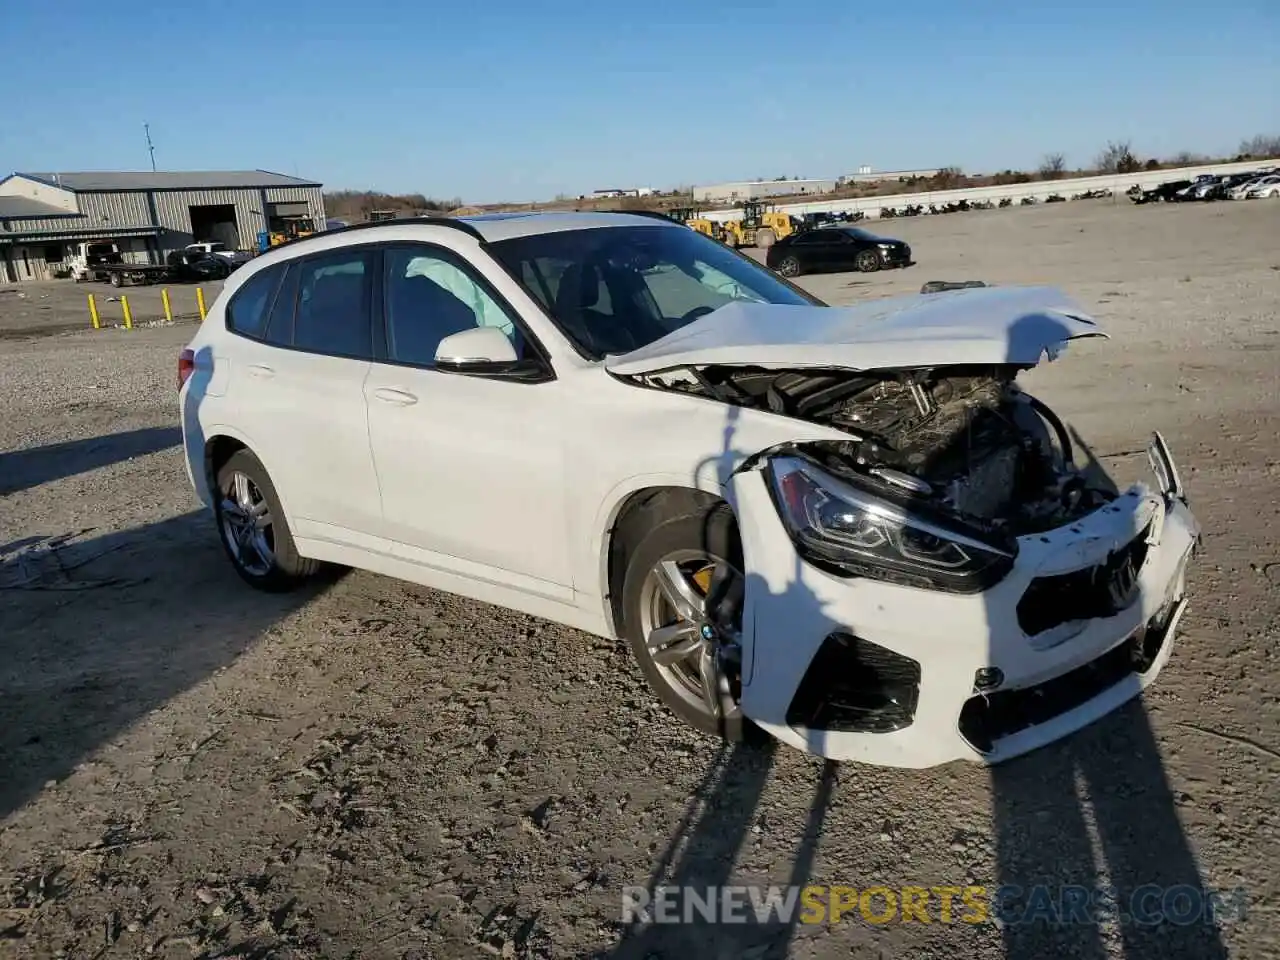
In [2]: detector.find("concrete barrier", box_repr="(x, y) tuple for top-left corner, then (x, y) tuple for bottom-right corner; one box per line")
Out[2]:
(700, 160), (1276, 221)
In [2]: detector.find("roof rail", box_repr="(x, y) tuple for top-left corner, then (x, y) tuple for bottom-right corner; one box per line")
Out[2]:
(601, 208), (679, 222)
(266, 215), (486, 254)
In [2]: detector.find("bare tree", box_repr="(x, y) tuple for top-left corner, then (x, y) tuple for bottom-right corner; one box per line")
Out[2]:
(1095, 140), (1140, 174)
(1039, 153), (1066, 180)
(1238, 134), (1280, 159)
(931, 166), (964, 189)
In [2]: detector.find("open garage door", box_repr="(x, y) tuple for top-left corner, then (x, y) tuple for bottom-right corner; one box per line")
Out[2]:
(189, 204), (240, 249)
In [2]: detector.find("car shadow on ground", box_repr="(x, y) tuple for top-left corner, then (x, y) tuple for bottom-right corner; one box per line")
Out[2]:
(605, 330), (1230, 958)
(0, 510), (334, 820)
(0, 425), (181, 496)
(988, 428), (1227, 960)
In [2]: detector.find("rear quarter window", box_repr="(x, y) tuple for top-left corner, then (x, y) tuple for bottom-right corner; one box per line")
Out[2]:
(226, 264), (286, 339)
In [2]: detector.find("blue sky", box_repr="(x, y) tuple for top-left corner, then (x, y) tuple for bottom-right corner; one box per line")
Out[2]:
(3, 0), (1277, 202)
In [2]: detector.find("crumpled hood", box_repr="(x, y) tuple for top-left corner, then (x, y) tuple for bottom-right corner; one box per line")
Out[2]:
(603, 285), (1105, 375)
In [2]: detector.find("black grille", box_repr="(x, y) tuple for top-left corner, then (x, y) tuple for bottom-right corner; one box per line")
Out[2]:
(1017, 529), (1150, 636)
(958, 608), (1173, 753)
(786, 633), (921, 733)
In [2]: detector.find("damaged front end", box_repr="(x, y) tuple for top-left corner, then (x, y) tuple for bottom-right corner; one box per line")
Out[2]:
(622, 362), (1116, 594)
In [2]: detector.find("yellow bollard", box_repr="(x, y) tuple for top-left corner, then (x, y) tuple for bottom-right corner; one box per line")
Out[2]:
(196, 287), (207, 321)
(161, 288), (173, 323)
(121, 295), (133, 330)
(88, 294), (100, 330)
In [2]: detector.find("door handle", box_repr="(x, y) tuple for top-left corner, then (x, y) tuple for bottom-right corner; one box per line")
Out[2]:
(246, 363), (275, 378)
(373, 387), (419, 406)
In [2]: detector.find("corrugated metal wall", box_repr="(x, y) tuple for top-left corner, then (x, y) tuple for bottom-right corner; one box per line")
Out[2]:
(152, 188), (262, 252)
(264, 185), (326, 224)
(80, 191), (154, 227)
(0, 191), (152, 236)
(150, 186), (325, 253)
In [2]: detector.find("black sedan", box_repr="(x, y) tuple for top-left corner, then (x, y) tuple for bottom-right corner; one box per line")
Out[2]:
(765, 226), (912, 277)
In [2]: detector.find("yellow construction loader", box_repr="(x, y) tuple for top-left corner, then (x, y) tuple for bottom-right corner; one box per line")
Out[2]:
(720, 200), (796, 249)
(667, 207), (718, 239)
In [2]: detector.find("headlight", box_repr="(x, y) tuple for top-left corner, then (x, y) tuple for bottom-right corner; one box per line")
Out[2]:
(767, 456), (1015, 593)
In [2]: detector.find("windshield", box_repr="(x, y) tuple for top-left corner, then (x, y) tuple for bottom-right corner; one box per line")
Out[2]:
(488, 225), (822, 360)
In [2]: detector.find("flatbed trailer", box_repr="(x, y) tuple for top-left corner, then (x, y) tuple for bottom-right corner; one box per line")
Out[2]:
(80, 262), (172, 287)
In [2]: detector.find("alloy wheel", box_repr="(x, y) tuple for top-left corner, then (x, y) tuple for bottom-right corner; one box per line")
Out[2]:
(637, 549), (744, 722)
(219, 471), (276, 577)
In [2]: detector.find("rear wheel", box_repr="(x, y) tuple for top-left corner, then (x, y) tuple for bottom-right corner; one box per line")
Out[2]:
(856, 249), (882, 273)
(214, 449), (319, 591)
(620, 502), (751, 740)
(110, 273), (122, 287)
(776, 255), (802, 278)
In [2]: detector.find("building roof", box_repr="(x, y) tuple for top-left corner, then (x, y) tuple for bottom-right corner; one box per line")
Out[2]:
(15, 170), (321, 191)
(0, 196), (79, 218)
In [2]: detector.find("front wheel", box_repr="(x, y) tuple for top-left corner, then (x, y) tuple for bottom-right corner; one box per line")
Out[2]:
(620, 503), (751, 740)
(214, 449), (320, 591)
(109, 273), (123, 287)
(776, 255), (802, 278)
(856, 249), (882, 273)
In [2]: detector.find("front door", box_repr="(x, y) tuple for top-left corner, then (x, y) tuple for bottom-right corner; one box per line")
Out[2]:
(362, 242), (573, 601)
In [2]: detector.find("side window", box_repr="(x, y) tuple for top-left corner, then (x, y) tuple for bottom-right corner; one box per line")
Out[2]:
(261, 262), (299, 347)
(293, 250), (374, 358)
(225, 264), (285, 339)
(791, 232), (822, 246)
(383, 246), (523, 367)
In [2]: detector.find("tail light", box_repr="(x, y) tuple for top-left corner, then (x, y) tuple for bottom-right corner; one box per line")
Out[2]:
(178, 348), (196, 391)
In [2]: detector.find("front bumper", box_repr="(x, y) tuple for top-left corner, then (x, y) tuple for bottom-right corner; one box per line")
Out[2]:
(880, 246), (912, 268)
(732, 439), (1199, 767)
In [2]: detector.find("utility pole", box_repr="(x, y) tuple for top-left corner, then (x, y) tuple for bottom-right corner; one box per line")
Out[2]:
(144, 123), (156, 172)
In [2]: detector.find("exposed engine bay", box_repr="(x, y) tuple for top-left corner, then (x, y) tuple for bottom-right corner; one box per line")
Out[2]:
(622, 363), (1118, 535)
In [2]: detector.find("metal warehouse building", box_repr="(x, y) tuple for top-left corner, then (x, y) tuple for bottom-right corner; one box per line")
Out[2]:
(0, 170), (325, 283)
(692, 178), (838, 204)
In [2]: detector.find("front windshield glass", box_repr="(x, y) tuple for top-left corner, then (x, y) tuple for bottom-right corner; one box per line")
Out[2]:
(488, 225), (823, 360)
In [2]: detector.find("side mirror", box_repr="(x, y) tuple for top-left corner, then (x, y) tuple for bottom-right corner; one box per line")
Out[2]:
(434, 326), (519, 371)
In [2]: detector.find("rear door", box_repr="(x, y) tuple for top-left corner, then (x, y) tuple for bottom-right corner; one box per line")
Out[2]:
(219, 247), (383, 541)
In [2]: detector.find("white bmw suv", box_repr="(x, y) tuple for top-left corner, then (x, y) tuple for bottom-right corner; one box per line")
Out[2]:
(178, 212), (1198, 767)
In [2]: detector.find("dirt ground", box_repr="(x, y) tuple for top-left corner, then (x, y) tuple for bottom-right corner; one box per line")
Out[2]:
(0, 280), (224, 339)
(0, 199), (1277, 959)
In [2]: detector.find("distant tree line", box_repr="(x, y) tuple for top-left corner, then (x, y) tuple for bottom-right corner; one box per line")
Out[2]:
(323, 190), (465, 222)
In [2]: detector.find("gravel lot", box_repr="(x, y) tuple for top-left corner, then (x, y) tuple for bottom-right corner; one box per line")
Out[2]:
(1, 200), (1277, 959)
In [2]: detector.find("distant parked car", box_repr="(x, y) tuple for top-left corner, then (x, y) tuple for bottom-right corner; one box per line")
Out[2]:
(766, 226), (911, 277)
(184, 242), (254, 268)
(1244, 175), (1280, 199)
(1129, 180), (1193, 204)
(1227, 174), (1274, 200)
(166, 249), (231, 282)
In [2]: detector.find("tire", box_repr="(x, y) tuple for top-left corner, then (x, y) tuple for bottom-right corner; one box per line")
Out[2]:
(856, 249), (882, 273)
(619, 501), (753, 741)
(756, 228), (776, 250)
(214, 448), (320, 591)
(109, 272), (122, 287)
(776, 255), (802, 278)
